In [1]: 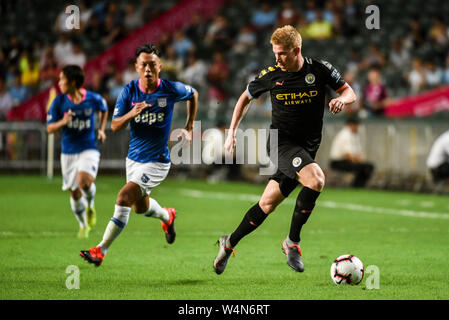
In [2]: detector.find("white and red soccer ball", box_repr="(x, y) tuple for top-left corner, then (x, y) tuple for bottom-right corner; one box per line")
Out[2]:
(330, 254), (364, 285)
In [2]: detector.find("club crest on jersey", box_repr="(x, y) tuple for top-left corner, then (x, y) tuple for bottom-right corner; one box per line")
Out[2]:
(292, 157), (302, 167)
(157, 98), (167, 107)
(305, 73), (315, 84)
(84, 108), (92, 116)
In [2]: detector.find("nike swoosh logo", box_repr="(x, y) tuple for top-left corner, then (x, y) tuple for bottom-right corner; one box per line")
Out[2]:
(276, 81), (285, 86)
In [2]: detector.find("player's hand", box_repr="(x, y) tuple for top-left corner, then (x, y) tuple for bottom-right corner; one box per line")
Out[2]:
(224, 130), (236, 156)
(131, 102), (150, 117)
(62, 109), (75, 125)
(97, 129), (106, 143)
(177, 128), (192, 145)
(329, 98), (345, 114)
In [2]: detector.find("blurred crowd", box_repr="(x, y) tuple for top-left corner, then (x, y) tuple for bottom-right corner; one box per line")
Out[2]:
(2, 0), (449, 122)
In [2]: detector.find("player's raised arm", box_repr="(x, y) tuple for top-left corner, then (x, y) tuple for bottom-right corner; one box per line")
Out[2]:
(224, 89), (252, 155)
(329, 83), (357, 115)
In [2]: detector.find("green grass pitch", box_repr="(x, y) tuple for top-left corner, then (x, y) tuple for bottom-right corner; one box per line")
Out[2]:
(0, 175), (448, 300)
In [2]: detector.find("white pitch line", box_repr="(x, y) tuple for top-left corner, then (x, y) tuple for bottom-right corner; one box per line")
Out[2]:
(177, 188), (449, 220)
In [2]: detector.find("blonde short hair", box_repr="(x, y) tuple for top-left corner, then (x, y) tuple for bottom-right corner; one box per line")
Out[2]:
(270, 25), (302, 49)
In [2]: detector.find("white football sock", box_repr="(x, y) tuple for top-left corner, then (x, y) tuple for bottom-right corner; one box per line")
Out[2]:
(70, 196), (88, 228)
(144, 198), (169, 222)
(98, 205), (131, 254)
(81, 182), (96, 208)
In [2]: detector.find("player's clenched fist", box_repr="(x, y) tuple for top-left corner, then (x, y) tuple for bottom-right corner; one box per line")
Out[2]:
(131, 102), (150, 117)
(329, 98), (345, 114)
(224, 131), (236, 156)
(62, 109), (75, 125)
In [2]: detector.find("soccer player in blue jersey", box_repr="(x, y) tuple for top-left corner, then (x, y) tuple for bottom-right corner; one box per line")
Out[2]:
(47, 65), (108, 238)
(80, 43), (198, 266)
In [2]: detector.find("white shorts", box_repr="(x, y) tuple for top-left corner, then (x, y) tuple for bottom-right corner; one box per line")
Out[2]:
(61, 149), (100, 191)
(126, 158), (171, 196)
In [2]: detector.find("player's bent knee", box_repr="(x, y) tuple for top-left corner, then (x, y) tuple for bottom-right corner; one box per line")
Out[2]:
(258, 201), (277, 214)
(306, 175), (325, 192)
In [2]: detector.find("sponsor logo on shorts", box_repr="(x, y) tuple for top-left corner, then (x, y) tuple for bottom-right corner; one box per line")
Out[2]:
(141, 174), (149, 183)
(292, 157), (302, 167)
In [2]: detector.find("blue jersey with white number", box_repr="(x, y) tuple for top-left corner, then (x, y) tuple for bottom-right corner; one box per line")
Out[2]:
(113, 79), (194, 163)
(47, 89), (108, 154)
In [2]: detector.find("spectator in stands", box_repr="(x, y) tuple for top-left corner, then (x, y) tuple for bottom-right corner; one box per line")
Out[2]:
(54, 33), (73, 67)
(160, 45), (184, 81)
(251, 1), (278, 31)
(443, 55), (449, 85)
(4, 35), (22, 66)
(329, 117), (374, 188)
(407, 58), (426, 94)
(204, 14), (234, 53)
(277, 1), (299, 27)
(389, 39), (411, 71)
(427, 129), (449, 190)
(304, 0), (317, 23)
(107, 71), (124, 102)
(101, 13), (125, 48)
(9, 72), (31, 104)
(363, 67), (388, 116)
(186, 11), (208, 51)
(64, 40), (87, 67)
(54, 1), (76, 34)
(405, 16), (426, 50)
(123, 3), (143, 34)
(232, 25), (257, 54)
(122, 59), (139, 85)
(206, 52), (229, 120)
(178, 52), (208, 90)
(19, 52), (40, 89)
(39, 45), (60, 89)
(359, 44), (386, 71)
(172, 30), (195, 61)
(341, 0), (360, 37)
(303, 10), (333, 40)
(0, 77), (15, 120)
(423, 61), (443, 89)
(429, 16), (449, 63)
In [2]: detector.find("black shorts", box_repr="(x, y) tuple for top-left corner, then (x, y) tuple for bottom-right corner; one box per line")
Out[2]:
(269, 143), (317, 197)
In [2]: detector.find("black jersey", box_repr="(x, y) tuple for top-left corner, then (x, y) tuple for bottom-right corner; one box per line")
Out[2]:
(247, 57), (346, 147)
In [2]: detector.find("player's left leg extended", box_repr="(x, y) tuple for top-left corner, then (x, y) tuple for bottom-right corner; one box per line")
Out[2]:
(283, 163), (324, 272)
(78, 171), (97, 228)
(214, 180), (285, 275)
(80, 182), (139, 266)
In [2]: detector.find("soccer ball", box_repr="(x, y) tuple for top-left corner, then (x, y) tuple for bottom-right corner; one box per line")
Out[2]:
(330, 254), (364, 285)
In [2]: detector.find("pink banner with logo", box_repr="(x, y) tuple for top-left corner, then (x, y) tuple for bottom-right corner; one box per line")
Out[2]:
(385, 86), (449, 117)
(8, 0), (227, 122)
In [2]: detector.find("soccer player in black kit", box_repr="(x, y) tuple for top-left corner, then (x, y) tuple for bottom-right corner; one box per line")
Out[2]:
(213, 25), (357, 274)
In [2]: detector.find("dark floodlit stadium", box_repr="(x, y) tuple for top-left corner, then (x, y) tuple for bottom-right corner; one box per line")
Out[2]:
(1, 0), (448, 308)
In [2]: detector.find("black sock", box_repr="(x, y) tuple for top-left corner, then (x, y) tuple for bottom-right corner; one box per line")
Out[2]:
(288, 187), (321, 243)
(229, 203), (268, 247)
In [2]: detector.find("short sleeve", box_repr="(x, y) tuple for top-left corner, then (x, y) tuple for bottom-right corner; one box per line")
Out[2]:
(95, 94), (108, 112)
(318, 60), (346, 92)
(47, 96), (62, 124)
(113, 86), (130, 119)
(247, 71), (273, 99)
(172, 81), (194, 102)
